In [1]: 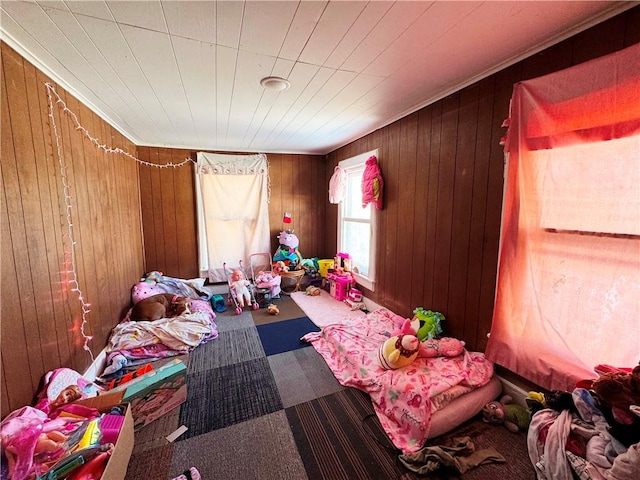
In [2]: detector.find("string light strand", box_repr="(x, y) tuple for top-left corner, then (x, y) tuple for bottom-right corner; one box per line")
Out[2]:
(46, 83), (94, 361)
(44, 83), (195, 168)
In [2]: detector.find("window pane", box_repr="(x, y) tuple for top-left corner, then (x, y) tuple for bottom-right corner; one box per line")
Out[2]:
(345, 170), (369, 219)
(343, 221), (370, 276)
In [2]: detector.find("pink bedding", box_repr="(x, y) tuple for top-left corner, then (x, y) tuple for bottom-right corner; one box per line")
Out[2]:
(302, 307), (494, 454)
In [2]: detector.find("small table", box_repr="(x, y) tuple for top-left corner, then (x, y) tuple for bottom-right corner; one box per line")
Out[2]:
(279, 269), (305, 294)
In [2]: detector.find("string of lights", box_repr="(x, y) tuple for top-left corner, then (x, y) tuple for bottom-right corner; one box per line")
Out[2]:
(44, 82), (194, 361)
(46, 83), (95, 361)
(44, 83), (194, 168)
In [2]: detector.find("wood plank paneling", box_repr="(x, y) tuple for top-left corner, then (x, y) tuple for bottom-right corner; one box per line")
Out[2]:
(325, 8), (639, 351)
(2, 5), (637, 418)
(138, 150), (326, 279)
(1, 42), (143, 417)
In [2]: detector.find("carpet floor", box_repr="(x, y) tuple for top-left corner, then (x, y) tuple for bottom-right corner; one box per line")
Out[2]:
(125, 295), (534, 480)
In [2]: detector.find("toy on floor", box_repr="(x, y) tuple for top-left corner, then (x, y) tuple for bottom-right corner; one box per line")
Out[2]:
(377, 334), (420, 370)
(482, 395), (531, 433)
(267, 304), (279, 315)
(305, 286), (321, 296)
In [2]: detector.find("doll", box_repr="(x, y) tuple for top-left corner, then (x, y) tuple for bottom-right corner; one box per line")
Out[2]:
(230, 270), (251, 308)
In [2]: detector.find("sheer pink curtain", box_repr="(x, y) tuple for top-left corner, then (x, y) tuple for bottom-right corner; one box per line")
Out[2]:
(486, 43), (640, 392)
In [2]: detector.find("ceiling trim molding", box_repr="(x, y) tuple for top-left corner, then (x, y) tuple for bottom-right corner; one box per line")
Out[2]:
(325, 1), (638, 155)
(0, 29), (140, 147)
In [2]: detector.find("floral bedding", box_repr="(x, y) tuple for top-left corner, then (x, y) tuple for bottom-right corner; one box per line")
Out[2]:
(302, 307), (494, 454)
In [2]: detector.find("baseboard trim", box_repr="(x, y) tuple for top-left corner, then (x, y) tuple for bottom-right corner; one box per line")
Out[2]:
(496, 374), (530, 407)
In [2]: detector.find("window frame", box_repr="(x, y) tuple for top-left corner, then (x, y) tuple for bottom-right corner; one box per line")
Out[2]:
(337, 149), (379, 292)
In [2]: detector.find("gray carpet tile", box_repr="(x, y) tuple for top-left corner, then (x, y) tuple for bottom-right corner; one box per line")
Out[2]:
(178, 357), (283, 439)
(125, 443), (174, 480)
(170, 411), (308, 480)
(132, 407), (181, 454)
(293, 347), (345, 398)
(268, 348), (345, 408)
(187, 326), (264, 373)
(213, 309), (255, 333)
(268, 351), (318, 408)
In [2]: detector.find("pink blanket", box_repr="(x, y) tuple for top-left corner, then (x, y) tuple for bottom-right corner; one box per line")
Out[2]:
(302, 307), (494, 453)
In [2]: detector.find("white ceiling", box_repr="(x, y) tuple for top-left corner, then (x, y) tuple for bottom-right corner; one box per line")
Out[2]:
(1, 1), (634, 155)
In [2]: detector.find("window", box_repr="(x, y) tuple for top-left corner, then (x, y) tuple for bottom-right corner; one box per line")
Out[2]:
(337, 150), (378, 291)
(486, 44), (640, 392)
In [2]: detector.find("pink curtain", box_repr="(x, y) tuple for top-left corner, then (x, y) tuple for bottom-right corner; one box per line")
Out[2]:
(486, 43), (640, 392)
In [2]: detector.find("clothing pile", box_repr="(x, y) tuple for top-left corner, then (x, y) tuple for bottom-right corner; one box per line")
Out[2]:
(527, 366), (640, 480)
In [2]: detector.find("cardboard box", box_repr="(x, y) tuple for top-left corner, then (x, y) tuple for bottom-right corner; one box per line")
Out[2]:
(72, 391), (133, 480)
(119, 359), (187, 430)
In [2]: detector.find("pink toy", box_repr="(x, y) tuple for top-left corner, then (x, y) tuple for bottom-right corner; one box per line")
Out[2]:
(131, 282), (163, 304)
(419, 337), (466, 358)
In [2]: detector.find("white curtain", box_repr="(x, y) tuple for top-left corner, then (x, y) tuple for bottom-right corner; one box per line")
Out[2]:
(196, 152), (270, 283)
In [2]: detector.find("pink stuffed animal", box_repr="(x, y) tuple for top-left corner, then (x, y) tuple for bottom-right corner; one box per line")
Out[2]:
(419, 337), (466, 358)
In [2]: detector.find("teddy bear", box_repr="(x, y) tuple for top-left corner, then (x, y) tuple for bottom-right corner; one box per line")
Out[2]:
(267, 304), (279, 315)
(377, 334), (420, 370)
(482, 395), (531, 433)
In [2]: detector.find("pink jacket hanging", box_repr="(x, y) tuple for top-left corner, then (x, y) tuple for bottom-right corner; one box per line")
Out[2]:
(361, 155), (384, 210)
(329, 165), (346, 204)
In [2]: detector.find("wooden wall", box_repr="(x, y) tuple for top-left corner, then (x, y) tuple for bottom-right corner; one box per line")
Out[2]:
(2, 6), (638, 418)
(1, 42), (144, 417)
(326, 7), (640, 353)
(137, 149), (327, 279)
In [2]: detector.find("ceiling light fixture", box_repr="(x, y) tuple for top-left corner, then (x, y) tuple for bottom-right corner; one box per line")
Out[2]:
(260, 76), (291, 91)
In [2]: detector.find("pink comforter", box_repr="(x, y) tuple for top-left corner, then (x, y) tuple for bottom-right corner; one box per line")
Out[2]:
(302, 307), (494, 453)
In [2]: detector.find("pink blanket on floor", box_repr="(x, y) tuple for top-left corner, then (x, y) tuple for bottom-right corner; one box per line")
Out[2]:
(302, 307), (494, 453)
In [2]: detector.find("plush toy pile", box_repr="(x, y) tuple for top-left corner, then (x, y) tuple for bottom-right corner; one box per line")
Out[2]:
(377, 308), (466, 370)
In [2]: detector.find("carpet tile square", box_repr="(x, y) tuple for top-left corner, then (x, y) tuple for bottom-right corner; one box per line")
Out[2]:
(186, 326), (264, 373)
(170, 411), (308, 480)
(178, 357), (282, 439)
(256, 316), (320, 356)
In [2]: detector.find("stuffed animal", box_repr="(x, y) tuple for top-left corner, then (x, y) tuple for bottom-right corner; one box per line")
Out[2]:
(377, 334), (420, 370)
(274, 230), (303, 269)
(419, 337), (465, 358)
(230, 269), (251, 308)
(412, 307), (445, 341)
(273, 260), (289, 275)
(482, 395), (531, 433)
(590, 365), (640, 446)
(305, 286), (321, 296)
(143, 271), (163, 284)
(267, 304), (279, 315)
